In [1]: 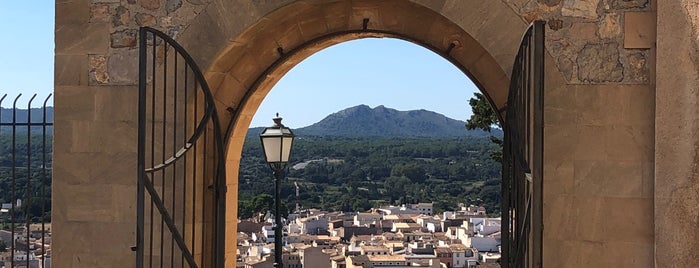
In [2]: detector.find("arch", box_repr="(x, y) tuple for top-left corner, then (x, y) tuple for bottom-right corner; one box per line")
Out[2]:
(174, 0), (529, 264)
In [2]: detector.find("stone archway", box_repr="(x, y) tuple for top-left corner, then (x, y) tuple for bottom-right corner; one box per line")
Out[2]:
(169, 1), (530, 265)
(53, 0), (669, 266)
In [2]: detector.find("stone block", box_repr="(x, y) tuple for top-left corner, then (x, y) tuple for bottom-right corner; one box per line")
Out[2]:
(136, 12), (157, 26)
(56, 0), (90, 24)
(577, 43), (624, 83)
(55, 23), (110, 54)
(625, 52), (649, 83)
(213, 73), (246, 108)
(141, 0), (161, 10)
(544, 85), (580, 126)
(562, 0), (600, 19)
(605, 125), (653, 162)
(573, 125), (609, 161)
(55, 54), (89, 86)
(575, 85), (624, 126)
(90, 4), (111, 23)
(612, 0), (649, 9)
(542, 239), (580, 267)
(624, 12), (656, 48)
(107, 49), (139, 85)
(93, 86), (138, 122)
(543, 195), (575, 241)
(112, 5), (130, 27)
(601, 241), (653, 268)
(573, 160), (643, 198)
(89, 54), (109, 85)
(544, 125), (577, 166)
(54, 86), (96, 121)
(176, 9), (228, 71)
(598, 13), (621, 39)
(570, 22), (598, 40)
(110, 29), (138, 48)
(602, 197), (653, 242)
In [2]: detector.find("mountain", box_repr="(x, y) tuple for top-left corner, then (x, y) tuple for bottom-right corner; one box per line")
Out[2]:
(252, 105), (501, 138)
(0, 107), (54, 134)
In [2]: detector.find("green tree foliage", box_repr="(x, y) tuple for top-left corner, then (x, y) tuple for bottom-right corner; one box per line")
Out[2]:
(238, 136), (502, 217)
(466, 92), (503, 163)
(0, 134), (52, 220)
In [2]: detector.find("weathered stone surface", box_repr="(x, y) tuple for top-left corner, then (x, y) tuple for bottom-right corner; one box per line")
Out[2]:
(612, 0), (649, 9)
(56, 23), (111, 54)
(559, 56), (575, 81)
(56, 0), (90, 25)
(626, 52), (648, 83)
(107, 50), (139, 85)
(90, 4), (111, 22)
(167, 0), (183, 13)
(89, 55), (108, 84)
(135, 13), (157, 26)
(577, 43), (623, 82)
(624, 12), (656, 48)
(598, 13), (621, 39)
(185, 0), (207, 4)
(112, 6), (129, 27)
(127, 0), (136, 4)
(55, 54), (88, 86)
(562, 0), (600, 19)
(110, 29), (137, 48)
(523, 11), (540, 23)
(140, 0), (160, 10)
(548, 18), (564, 30)
(538, 0), (561, 6)
(570, 22), (597, 40)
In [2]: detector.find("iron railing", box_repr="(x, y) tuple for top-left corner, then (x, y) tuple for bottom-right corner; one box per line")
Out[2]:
(0, 93), (53, 268)
(501, 21), (544, 268)
(136, 27), (226, 268)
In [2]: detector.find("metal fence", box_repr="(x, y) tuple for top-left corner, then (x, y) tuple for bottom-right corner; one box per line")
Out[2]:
(0, 93), (53, 268)
(501, 21), (545, 268)
(136, 27), (226, 268)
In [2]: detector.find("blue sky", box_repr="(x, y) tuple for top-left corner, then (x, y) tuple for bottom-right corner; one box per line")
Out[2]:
(0, 1), (55, 106)
(0, 2), (479, 128)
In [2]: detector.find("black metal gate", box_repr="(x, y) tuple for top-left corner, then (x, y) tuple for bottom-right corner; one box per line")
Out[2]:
(136, 27), (226, 268)
(0, 93), (53, 268)
(501, 21), (544, 268)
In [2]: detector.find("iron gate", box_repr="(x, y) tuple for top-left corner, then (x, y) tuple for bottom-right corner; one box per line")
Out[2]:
(0, 93), (53, 268)
(136, 27), (226, 268)
(501, 21), (545, 268)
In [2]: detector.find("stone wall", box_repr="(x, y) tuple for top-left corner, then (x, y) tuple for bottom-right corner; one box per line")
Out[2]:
(51, 0), (688, 267)
(655, 0), (699, 267)
(505, 0), (652, 84)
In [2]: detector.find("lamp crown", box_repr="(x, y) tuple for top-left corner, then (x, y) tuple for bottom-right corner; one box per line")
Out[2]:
(273, 113), (283, 127)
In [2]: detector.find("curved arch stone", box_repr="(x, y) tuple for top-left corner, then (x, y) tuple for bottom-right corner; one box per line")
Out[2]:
(172, 0), (532, 264)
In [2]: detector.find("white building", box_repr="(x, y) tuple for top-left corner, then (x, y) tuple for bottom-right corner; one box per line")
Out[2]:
(297, 215), (329, 235)
(353, 213), (382, 227)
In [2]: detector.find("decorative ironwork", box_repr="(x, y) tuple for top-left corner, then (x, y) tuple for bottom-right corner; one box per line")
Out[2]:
(0, 93), (53, 268)
(137, 27), (226, 268)
(501, 21), (545, 268)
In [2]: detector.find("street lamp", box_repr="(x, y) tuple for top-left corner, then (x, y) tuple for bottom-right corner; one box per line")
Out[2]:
(259, 114), (295, 268)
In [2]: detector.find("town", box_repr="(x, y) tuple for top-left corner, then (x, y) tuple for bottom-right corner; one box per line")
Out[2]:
(237, 203), (500, 268)
(0, 201), (52, 268)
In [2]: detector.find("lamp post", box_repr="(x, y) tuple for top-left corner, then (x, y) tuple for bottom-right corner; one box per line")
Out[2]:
(260, 114), (295, 268)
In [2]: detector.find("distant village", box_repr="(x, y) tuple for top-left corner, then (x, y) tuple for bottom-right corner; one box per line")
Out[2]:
(237, 203), (501, 268)
(0, 200), (52, 268)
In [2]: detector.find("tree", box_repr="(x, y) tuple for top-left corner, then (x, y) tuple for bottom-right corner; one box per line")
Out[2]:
(466, 92), (502, 163)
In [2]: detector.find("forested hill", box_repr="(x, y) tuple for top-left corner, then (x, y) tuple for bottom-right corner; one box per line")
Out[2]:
(251, 105), (502, 138)
(0, 107), (54, 134)
(0, 107), (53, 123)
(239, 105), (503, 219)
